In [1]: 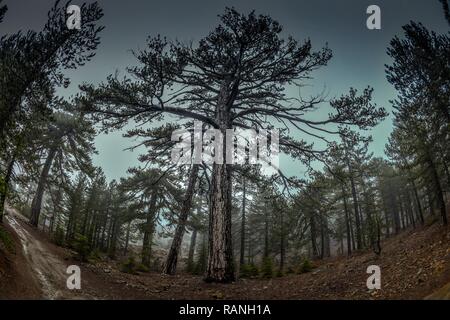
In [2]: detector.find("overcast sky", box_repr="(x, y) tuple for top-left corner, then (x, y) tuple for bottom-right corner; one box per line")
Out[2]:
(2, 0), (448, 181)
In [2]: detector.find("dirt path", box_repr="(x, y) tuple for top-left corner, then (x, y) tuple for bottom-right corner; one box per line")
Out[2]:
(4, 208), (97, 299)
(2, 207), (153, 299)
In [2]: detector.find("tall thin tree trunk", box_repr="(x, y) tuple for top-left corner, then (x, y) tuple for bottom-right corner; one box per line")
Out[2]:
(427, 155), (448, 225)
(142, 191), (157, 267)
(310, 212), (319, 258)
(279, 209), (285, 271)
(323, 216), (331, 258)
(108, 217), (121, 259)
(398, 197), (406, 229)
(81, 209), (91, 236)
(439, 150), (450, 192)
(427, 184), (435, 216)
(349, 213), (356, 251)
(100, 209), (109, 250)
(390, 192), (401, 234)
(379, 184), (391, 236)
(0, 155), (15, 223)
(264, 204), (270, 258)
(383, 208), (390, 237)
(186, 228), (197, 272)
(163, 164), (199, 274)
(411, 179), (424, 225)
(30, 147), (57, 227)
(320, 215), (325, 259)
(124, 221), (131, 255)
(106, 214), (114, 250)
(348, 162), (362, 250)
(247, 232), (253, 264)
(406, 190), (415, 228)
(239, 177), (246, 266)
(341, 185), (352, 255)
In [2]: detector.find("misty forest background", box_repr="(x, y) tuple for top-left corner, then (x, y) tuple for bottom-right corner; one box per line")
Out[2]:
(0, 0), (449, 283)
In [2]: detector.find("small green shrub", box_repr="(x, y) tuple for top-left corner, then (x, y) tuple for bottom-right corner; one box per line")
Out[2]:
(425, 215), (439, 226)
(136, 263), (149, 273)
(0, 226), (15, 254)
(52, 226), (65, 246)
(88, 248), (103, 262)
(186, 259), (195, 273)
(276, 269), (284, 277)
(121, 256), (138, 274)
(150, 257), (163, 272)
(298, 258), (313, 274)
(260, 257), (274, 278)
(72, 234), (91, 262)
(286, 266), (296, 274)
(240, 263), (259, 278)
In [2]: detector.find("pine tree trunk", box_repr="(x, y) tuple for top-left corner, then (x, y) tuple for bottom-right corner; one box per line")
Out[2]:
(341, 184), (352, 255)
(142, 191), (157, 267)
(390, 191), (401, 234)
(186, 228), (197, 272)
(163, 164), (199, 275)
(196, 232), (208, 274)
(427, 155), (448, 225)
(320, 216), (325, 259)
(81, 209), (90, 235)
(323, 216), (331, 258)
(349, 212), (356, 251)
(205, 161), (235, 282)
(30, 147), (57, 227)
(358, 200), (367, 249)
(108, 217), (120, 259)
(204, 82), (238, 283)
(379, 186), (391, 236)
(106, 214), (114, 250)
(411, 179), (424, 225)
(239, 177), (246, 266)
(0, 155), (15, 223)
(279, 209), (285, 271)
(405, 190), (415, 228)
(248, 232), (253, 264)
(124, 221), (131, 255)
(264, 204), (270, 258)
(441, 152), (450, 191)
(100, 208), (109, 250)
(398, 197), (406, 229)
(427, 184), (435, 216)
(310, 213), (319, 258)
(383, 208), (390, 236)
(66, 210), (76, 242)
(348, 163), (362, 250)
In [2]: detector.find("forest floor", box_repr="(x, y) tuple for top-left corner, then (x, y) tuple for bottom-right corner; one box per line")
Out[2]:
(1, 207), (449, 300)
